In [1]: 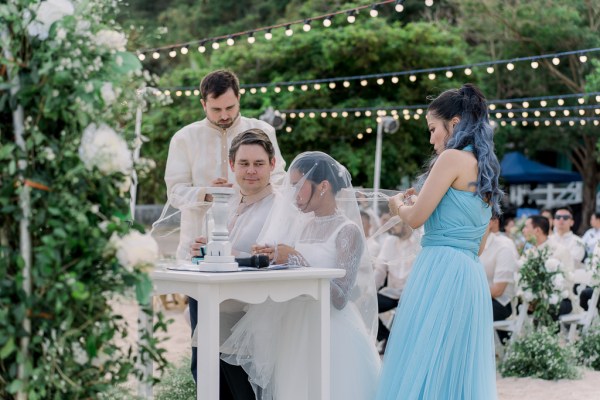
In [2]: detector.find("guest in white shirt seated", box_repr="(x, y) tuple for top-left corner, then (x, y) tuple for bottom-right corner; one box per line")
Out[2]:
(582, 212), (600, 259)
(540, 209), (554, 235)
(373, 220), (421, 347)
(522, 215), (575, 320)
(479, 215), (519, 343)
(549, 206), (585, 269)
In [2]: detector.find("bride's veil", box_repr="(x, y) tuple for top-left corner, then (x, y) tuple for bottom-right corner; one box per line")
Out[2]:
(255, 151), (379, 339)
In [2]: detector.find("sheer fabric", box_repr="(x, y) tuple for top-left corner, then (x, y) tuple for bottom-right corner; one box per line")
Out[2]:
(221, 152), (380, 400)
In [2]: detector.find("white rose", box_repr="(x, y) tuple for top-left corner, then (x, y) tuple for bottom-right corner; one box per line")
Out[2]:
(78, 123), (132, 175)
(561, 290), (570, 299)
(100, 82), (117, 105)
(90, 204), (100, 214)
(548, 294), (559, 305)
(544, 258), (560, 272)
(551, 274), (565, 290)
(523, 290), (534, 302)
(71, 342), (89, 365)
(27, 0), (75, 40)
(94, 29), (127, 51)
(42, 146), (56, 161)
(112, 231), (159, 272)
(117, 175), (132, 195)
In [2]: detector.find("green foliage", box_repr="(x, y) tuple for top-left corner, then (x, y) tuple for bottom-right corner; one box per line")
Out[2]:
(516, 247), (568, 328)
(0, 0), (170, 398)
(500, 327), (579, 380)
(576, 325), (600, 371)
(154, 357), (197, 400)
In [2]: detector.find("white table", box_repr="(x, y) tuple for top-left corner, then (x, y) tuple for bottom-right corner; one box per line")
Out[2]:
(143, 266), (344, 400)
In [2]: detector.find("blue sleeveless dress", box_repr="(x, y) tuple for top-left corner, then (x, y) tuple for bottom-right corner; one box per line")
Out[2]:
(376, 185), (497, 399)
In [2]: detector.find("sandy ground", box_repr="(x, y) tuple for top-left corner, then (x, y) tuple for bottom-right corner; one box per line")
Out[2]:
(115, 298), (600, 400)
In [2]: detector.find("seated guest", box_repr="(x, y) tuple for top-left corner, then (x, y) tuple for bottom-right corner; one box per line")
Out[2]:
(549, 206), (585, 269)
(360, 210), (381, 258)
(522, 215), (575, 319)
(540, 209), (554, 235)
(373, 220), (421, 348)
(582, 212), (600, 259)
(480, 215), (519, 343)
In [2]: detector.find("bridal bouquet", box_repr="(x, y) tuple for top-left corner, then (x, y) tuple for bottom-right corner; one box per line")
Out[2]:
(515, 246), (569, 327)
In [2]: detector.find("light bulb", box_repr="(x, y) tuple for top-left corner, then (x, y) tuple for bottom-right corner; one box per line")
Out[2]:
(152, 51), (160, 59)
(377, 78), (384, 85)
(169, 50), (177, 58)
(347, 13), (356, 23)
(360, 80), (368, 86)
(181, 47), (188, 54)
(395, 3), (404, 12)
(329, 82), (336, 89)
(540, 100), (547, 107)
(264, 30), (272, 40)
(138, 53), (146, 61)
(212, 42), (220, 50)
(428, 73), (436, 80)
(303, 22), (311, 32)
(391, 76), (399, 84)
(323, 17), (332, 27)
(580, 55), (588, 63)
(227, 37), (235, 46)
(425, 0), (434, 6)
(198, 44), (206, 53)
(487, 67), (494, 74)
(357, 133), (364, 139)
(285, 26), (293, 36)
(522, 102), (529, 108)
(464, 68), (472, 75)
(531, 61), (539, 69)
(578, 97), (585, 104)
(314, 84), (321, 90)
(409, 75), (417, 82)
(370, 8), (378, 17)
(506, 63), (515, 71)
(286, 126), (292, 132)
(247, 34), (255, 44)
(445, 71), (453, 78)
(274, 87), (281, 93)
(557, 98), (564, 105)
(552, 57), (560, 65)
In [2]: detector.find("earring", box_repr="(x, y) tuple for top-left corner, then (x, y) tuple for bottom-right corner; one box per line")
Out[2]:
(320, 190), (325, 197)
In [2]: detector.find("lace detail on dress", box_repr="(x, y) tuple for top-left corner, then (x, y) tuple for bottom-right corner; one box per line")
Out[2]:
(330, 224), (364, 309)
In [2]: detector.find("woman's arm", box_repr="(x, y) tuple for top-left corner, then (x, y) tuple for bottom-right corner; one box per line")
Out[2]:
(390, 150), (472, 229)
(331, 224), (364, 310)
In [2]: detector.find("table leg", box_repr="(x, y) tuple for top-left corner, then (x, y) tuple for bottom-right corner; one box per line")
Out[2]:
(196, 285), (220, 400)
(308, 279), (331, 400)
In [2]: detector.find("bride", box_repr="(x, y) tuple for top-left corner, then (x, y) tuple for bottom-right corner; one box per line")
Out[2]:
(221, 151), (380, 400)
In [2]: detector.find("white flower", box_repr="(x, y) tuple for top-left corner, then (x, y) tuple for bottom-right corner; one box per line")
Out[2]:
(523, 290), (534, 302)
(56, 27), (67, 40)
(84, 82), (94, 93)
(90, 204), (100, 214)
(549, 294), (559, 305)
(561, 290), (570, 299)
(42, 146), (56, 161)
(94, 29), (127, 51)
(71, 342), (89, 365)
(100, 82), (117, 105)
(117, 175), (132, 195)
(551, 274), (565, 290)
(27, 0), (75, 40)
(78, 123), (132, 175)
(545, 258), (560, 273)
(98, 221), (109, 232)
(111, 231), (159, 272)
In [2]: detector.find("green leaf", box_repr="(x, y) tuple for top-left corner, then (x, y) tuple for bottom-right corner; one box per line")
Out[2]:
(0, 337), (16, 358)
(109, 52), (142, 75)
(135, 274), (153, 305)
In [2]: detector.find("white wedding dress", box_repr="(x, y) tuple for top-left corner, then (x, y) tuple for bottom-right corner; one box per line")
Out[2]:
(221, 213), (381, 400)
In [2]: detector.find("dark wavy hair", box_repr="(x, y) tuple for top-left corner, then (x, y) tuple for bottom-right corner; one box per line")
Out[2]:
(291, 152), (348, 194)
(419, 83), (503, 214)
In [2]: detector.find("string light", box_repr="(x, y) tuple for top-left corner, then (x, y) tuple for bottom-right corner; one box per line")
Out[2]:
(212, 41), (220, 50)
(247, 33), (256, 44)
(198, 43), (206, 53)
(370, 5), (379, 17)
(227, 36), (235, 46)
(425, 0), (434, 6)
(347, 11), (356, 23)
(531, 61), (539, 69)
(285, 25), (294, 36)
(323, 16), (332, 27)
(303, 21), (311, 32)
(180, 46), (188, 55)
(395, 0), (404, 12)
(506, 63), (515, 71)
(264, 29), (273, 40)
(580, 55), (588, 62)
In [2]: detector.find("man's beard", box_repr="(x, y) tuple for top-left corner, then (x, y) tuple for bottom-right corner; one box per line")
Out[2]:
(209, 112), (239, 129)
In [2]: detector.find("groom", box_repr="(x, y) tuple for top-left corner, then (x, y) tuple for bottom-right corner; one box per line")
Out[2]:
(190, 128), (279, 400)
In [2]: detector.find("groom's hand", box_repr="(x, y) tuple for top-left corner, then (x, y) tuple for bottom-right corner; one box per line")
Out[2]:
(190, 236), (207, 257)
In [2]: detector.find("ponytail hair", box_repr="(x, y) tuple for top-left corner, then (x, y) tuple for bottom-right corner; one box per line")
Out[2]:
(418, 83), (503, 215)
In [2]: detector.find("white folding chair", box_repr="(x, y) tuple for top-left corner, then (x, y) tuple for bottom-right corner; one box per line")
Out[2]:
(559, 286), (599, 342)
(493, 298), (530, 359)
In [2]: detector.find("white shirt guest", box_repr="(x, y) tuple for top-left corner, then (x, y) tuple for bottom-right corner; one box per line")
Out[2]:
(550, 207), (585, 269)
(582, 212), (600, 258)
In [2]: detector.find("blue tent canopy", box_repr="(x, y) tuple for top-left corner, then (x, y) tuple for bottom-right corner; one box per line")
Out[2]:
(500, 151), (581, 184)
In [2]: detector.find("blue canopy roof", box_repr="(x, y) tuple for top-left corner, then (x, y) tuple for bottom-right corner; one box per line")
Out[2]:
(500, 151), (581, 184)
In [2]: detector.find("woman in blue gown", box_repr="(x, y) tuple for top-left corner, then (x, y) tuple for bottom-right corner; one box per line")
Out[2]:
(376, 84), (502, 400)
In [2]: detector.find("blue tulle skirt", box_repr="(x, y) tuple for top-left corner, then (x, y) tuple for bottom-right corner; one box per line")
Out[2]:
(376, 246), (497, 400)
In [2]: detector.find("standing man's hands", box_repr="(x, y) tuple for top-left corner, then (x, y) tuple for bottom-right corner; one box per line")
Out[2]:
(204, 177), (233, 201)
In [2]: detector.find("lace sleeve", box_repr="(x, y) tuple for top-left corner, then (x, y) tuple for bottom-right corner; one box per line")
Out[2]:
(331, 224), (364, 310)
